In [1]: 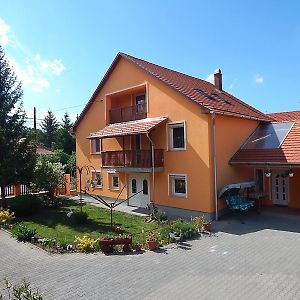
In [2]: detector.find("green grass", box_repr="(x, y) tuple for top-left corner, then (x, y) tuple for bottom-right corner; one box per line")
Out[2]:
(14, 202), (162, 245)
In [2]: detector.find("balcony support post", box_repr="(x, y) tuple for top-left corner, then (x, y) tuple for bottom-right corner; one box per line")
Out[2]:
(122, 136), (125, 167)
(146, 132), (155, 210)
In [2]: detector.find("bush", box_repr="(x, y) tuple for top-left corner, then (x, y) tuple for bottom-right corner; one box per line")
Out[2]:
(0, 278), (43, 300)
(75, 235), (98, 252)
(70, 211), (88, 225)
(171, 219), (198, 238)
(0, 209), (15, 226)
(12, 223), (37, 242)
(9, 195), (41, 217)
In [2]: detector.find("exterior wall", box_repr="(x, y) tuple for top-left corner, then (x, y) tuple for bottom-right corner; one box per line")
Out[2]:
(75, 57), (212, 212)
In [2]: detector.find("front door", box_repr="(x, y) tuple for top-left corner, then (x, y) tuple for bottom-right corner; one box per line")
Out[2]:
(128, 173), (150, 208)
(272, 170), (289, 206)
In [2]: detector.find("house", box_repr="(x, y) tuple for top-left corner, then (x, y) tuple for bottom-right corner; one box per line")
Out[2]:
(36, 144), (55, 155)
(73, 52), (300, 220)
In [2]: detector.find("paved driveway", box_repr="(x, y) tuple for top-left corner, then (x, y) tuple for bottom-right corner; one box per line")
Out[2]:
(1, 210), (300, 299)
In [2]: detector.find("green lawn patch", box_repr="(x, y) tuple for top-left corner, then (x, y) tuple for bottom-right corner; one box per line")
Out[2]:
(15, 202), (162, 246)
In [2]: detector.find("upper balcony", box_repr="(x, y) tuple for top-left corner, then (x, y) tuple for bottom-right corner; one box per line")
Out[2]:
(109, 102), (147, 124)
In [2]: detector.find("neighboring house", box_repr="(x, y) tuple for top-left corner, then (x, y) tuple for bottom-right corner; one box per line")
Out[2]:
(36, 144), (55, 155)
(73, 52), (300, 219)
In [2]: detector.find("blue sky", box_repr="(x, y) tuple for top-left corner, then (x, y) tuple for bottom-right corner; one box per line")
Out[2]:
(1, 0), (300, 126)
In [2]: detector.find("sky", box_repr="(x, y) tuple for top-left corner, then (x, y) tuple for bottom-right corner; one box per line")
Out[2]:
(1, 0), (300, 127)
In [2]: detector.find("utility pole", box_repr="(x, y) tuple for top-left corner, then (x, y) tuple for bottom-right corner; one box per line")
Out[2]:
(33, 107), (37, 137)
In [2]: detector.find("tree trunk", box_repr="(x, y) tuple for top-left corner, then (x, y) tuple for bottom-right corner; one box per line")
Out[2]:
(1, 185), (7, 209)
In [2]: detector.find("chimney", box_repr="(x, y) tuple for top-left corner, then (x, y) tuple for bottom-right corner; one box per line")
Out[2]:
(214, 68), (222, 91)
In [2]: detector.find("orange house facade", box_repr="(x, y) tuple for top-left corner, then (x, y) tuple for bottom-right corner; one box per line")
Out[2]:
(73, 53), (300, 219)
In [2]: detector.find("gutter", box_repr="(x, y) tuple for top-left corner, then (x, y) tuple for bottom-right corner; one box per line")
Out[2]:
(211, 111), (218, 220)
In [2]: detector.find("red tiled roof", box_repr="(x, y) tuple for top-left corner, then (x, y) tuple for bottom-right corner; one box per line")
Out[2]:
(36, 144), (54, 155)
(121, 53), (270, 121)
(268, 110), (300, 122)
(230, 121), (300, 164)
(73, 53), (270, 131)
(88, 117), (167, 139)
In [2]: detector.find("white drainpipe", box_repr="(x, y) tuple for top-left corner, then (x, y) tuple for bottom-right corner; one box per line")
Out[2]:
(211, 111), (218, 220)
(146, 132), (155, 205)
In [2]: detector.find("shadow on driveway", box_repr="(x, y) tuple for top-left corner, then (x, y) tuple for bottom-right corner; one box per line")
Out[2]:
(214, 206), (300, 235)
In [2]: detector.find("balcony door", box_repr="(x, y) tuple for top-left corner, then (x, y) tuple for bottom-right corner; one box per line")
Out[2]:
(128, 173), (150, 208)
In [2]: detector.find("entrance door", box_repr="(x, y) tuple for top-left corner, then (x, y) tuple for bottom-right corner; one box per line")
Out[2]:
(128, 173), (150, 208)
(272, 170), (289, 205)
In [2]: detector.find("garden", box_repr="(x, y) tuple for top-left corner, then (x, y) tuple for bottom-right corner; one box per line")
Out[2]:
(0, 194), (212, 254)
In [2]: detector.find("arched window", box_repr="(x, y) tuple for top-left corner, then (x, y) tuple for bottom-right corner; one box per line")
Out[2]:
(132, 179), (137, 194)
(143, 179), (148, 195)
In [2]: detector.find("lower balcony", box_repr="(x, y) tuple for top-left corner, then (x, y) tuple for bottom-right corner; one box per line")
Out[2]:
(101, 149), (164, 172)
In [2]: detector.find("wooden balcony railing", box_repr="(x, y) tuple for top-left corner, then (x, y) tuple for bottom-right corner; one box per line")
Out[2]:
(109, 103), (147, 124)
(102, 149), (164, 168)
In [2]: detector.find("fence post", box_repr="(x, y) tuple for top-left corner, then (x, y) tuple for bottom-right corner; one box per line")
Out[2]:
(14, 184), (21, 197)
(65, 174), (71, 195)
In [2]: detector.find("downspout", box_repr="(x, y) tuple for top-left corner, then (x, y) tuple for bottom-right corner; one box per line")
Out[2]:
(211, 111), (218, 220)
(146, 132), (155, 206)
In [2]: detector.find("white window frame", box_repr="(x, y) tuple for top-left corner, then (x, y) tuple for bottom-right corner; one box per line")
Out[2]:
(91, 170), (103, 189)
(90, 138), (101, 154)
(168, 173), (188, 198)
(107, 171), (120, 191)
(167, 121), (186, 151)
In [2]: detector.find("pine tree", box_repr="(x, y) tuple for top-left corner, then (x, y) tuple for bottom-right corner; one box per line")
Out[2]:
(41, 110), (58, 149)
(54, 112), (75, 154)
(0, 45), (36, 207)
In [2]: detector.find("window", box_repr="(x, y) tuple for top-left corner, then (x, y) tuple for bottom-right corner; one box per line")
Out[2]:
(169, 174), (187, 198)
(135, 94), (146, 113)
(111, 174), (119, 190)
(91, 171), (102, 188)
(91, 138), (101, 154)
(143, 179), (148, 195)
(132, 179), (137, 194)
(168, 122), (186, 150)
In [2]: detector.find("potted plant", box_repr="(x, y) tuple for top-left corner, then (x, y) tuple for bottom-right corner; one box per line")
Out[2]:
(146, 231), (159, 251)
(134, 243), (143, 252)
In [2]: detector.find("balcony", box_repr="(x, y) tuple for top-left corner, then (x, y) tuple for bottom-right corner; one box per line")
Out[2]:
(109, 103), (147, 124)
(101, 149), (164, 171)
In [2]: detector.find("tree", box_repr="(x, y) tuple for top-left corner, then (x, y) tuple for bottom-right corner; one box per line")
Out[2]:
(53, 112), (75, 154)
(0, 45), (36, 207)
(33, 155), (65, 199)
(40, 110), (58, 149)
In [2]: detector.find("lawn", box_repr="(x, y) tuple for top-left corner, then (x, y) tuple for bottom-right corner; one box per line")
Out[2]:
(17, 201), (162, 245)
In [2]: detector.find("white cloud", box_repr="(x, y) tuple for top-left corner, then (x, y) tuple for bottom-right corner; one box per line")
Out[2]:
(206, 73), (214, 84)
(228, 83), (234, 90)
(0, 17), (10, 46)
(34, 54), (66, 75)
(255, 74), (264, 84)
(8, 56), (50, 92)
(1, 18), (65, 93)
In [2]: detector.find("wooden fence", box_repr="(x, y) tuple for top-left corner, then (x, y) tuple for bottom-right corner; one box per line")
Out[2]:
(0, 174), (71, 199)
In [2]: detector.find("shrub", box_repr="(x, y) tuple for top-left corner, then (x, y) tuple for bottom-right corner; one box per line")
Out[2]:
(70, 211), (88, 225)
(0, 278), (43, 300)
(171, 219), (198, 238)
(12, 223), (37, 242)
(9, 195), (41, 217)
(0, 209), (15, 226)
(75, 235), (98, 252)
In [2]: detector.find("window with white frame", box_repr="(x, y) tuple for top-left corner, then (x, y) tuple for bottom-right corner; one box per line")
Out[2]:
(169, 174), (187, 198)
(168, 122), (186, 150)
(91, 138), (101, 154)
(110, 173), (120, 190)
(91, 171), (102, 188)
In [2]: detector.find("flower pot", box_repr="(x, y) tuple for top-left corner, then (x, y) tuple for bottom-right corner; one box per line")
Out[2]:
(147, 240), (158, 251)
(134, 244), (142, 252)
